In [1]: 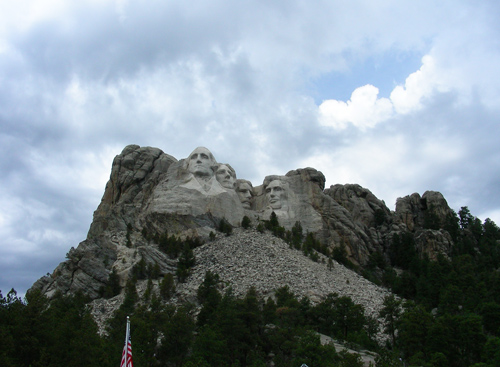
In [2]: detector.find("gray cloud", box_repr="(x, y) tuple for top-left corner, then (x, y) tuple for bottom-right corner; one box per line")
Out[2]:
(1, 0), (500, 296)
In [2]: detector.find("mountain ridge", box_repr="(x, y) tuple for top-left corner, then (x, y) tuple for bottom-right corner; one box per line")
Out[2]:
(30, 144), (456, 312)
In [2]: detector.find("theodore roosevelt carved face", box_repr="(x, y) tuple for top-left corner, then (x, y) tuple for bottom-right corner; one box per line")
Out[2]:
(216, 164), (236, 189)
(235, 179), (254, 209)
(265, 179), (287, 209)
(187, 147), (216, 177)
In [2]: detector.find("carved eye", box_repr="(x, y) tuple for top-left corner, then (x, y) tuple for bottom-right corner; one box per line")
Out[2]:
(274, 187), (282, 191)
(200, 153), (209, 159)
(190, 154), (198, 160)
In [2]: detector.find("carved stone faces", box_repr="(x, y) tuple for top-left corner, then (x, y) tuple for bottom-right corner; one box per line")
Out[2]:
(265, 179), (287, 209)
(187, 147), (216, 177)
(236, 179), (254, 209)
(216, 164), (236, 189)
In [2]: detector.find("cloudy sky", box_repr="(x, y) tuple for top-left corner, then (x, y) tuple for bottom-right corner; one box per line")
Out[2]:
(1, 0), (500, 296)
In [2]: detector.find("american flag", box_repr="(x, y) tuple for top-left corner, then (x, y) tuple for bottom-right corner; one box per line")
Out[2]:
(120, 317), (133, 367)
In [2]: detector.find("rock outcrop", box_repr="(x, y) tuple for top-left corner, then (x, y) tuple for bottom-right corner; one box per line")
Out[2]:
(31, 144), (460, 312)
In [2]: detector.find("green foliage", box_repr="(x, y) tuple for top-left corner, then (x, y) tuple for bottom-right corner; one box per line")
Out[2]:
(290, 330), (338, 367)
(130, 258), (162, 281)
(264, 212), (286, 238)
(143, 278), (153, 301)
(129, 299), (165, 367)
(0, 289), (109, 367)
(209, 231), (216, 241)
(374, 208), (387, 226)
(308, 292), (371, 345)
(379, 294), (402, 347)
(256, 221), (265, 233)
(102, 267), (121, 298)
(156, 230), (202, 259)
(2, 206), (500, 367)
(332, 242), (356, 270)
(389, 232), (417, 269)
(158, 305), (195, 367)
(268, 211), (279, 229)
(291, 221), (303, 249)
(132, 257), (147, 280)
(367, 250), (387, 270)
(160, 273), (175, 300)
(197, 271), (222, 326)
(459, 206), (474, 230)
(482, 337), (500, 366)
(190, 326), (228, 366)
(176, 243), (196, 282)
(337, 349), (364, 367)
(328, 257), (334, 271)
(423, 206), (441, 230)
(126, 223), (133, 248)
(374, 349), (402, 367)
(218, 217), (233, 236)
(241, 215), (251, 229)
(479, 302), (500, 335)
(397, 302), (433, 360)
(445, 209), (460, 241)
(150, 262), (161, 279)
(332, 296), (367, 340)
(302, 232), (327, 260)
(0, 282), (379, 367)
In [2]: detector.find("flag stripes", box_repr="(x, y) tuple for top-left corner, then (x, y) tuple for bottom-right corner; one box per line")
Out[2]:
(120, 317), (133, 367)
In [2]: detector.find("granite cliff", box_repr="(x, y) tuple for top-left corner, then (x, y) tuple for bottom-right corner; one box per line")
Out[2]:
(30, 145), (459, 320)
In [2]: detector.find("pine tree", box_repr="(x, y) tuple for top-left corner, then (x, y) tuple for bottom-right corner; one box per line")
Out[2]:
(176, 243), (195, 282)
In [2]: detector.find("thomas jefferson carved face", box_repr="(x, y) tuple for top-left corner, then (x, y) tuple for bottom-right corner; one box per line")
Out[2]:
(236, 181), (254, 209)
(216, 164), (235, 189)
(265, 180), (286, 209)
(187, 147), (215, 177)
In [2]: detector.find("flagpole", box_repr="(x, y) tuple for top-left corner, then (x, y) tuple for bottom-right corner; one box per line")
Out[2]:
(125, 316), (130, 367)
(121, 316), (131, 367)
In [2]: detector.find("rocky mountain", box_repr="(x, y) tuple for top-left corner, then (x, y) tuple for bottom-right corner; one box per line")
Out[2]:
(30, 144), (459, 319)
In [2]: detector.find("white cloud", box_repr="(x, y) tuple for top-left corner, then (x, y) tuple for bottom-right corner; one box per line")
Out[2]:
(479, 209), (500, 228)
(318, 39), (500, 130)
(390, 55), (444, 114)
(298, 131), (467, 210)
(319, 84), (393, 130)
(317, 57), (446, 130)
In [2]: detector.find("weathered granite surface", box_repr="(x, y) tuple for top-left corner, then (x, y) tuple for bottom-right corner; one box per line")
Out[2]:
(90, 228), (392, 337)
(31, 145), (459, 309)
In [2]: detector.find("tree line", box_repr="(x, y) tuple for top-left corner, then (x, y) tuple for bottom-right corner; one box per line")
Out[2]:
(2, 206), (500, 366)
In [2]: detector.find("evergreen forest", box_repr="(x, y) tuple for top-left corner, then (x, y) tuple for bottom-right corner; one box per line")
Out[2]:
(2, 207), (500, 367)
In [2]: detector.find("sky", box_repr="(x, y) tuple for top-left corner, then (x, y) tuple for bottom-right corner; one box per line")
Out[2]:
(1, 0), (500, 297)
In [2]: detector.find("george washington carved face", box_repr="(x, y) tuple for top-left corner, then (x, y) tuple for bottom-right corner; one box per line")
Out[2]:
(187, 147), (216, 177)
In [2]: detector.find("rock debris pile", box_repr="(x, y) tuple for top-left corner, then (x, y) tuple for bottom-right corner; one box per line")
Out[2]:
(176, 228), (392, 321)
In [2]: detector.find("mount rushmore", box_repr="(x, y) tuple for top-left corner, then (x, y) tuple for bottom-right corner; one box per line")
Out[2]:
(31, 144), (457, 303)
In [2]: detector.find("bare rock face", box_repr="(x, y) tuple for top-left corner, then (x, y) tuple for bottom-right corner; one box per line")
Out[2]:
(392, 191), (457, 260)
(414, 229), (454, 261)
(327, 184), (389, 229)
(89, 144), (176, 237)
(31, 238), (117, 299)
(394, 191), (455, 232)
(30, 144), (458, 303)
(322, 184), (393, 266)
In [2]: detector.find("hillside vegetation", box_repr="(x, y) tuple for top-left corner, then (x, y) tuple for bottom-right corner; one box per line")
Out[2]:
(2, 206), (500, 367)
